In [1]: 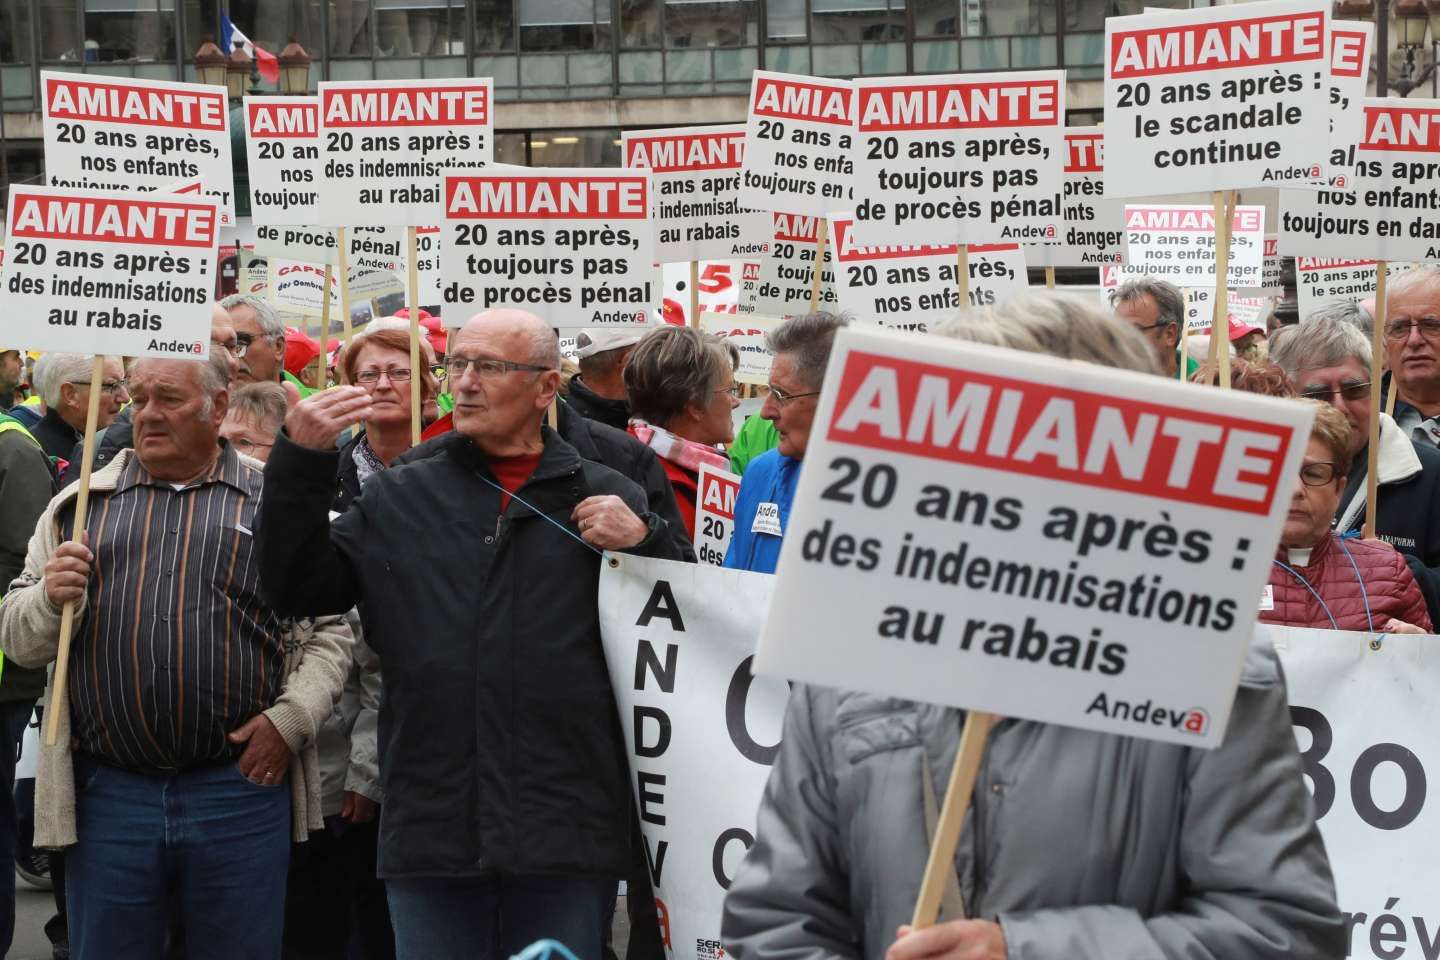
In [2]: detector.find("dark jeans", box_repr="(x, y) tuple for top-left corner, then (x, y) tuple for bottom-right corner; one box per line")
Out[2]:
(0, 699), (36, 954)
(283, 816), (394, 960)
(65, 756), (291, 960)
(387, 874), (615, 960)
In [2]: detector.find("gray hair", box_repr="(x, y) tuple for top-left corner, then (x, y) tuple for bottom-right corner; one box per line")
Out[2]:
(37, 353), (96, 407)
(1388, 264), (1440, 304)
(529, 324), (561, 371)
(227, 381), (288, 432)
(1303, 300), (1372, 339)
(1269, 316), (1371, 379)
(129, 351), (233, 415)
(1109, 277), (1185, 332)
(220, 294), (284, 342)
(624, 326), (739, 426)
(767, 312), (851, 389)
(934, 293), (1161, 376)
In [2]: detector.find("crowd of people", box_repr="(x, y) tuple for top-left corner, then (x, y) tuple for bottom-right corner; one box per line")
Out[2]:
(0, 265), (1435, 959)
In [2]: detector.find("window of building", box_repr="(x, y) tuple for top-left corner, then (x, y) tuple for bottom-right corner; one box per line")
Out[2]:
(1, 0), (33, 61)
(328, 0), (370, 56)
(519, 0), (612, 51)
(621, 0), (660, 47)
(495, 131), (526, 164)
(528, 128), (620, 166)
(375, 0), (464, 56)
(227, 0), (322, 67)
(914, 0), (957, 37)
(665, 0), (746, 48)
(766, 0), (805, 42)
(474, 0), (516, 49)
(811, 0), (905, 44)
(82, 0), (178, 62)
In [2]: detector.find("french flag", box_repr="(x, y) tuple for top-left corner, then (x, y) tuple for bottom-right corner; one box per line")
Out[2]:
(220, 14), (279, 85)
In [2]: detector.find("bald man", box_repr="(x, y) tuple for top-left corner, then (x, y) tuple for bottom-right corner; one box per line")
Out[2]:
(257, 310), (685, 960)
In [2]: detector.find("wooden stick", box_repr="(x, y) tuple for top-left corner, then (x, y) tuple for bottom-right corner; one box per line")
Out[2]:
(1207, 191), (1233, 388)
(1217, 190), (1235, 390)
(546, 398), (558, 430)
(1044, 266), (1056, 290)
(336, 228), (354, 352)
(1179, 289), (1192, 380)
(405, 226), (422, 446)
(958, 246), (971, 308)
(1366, 263), (1388, 540)
(316, 262), (333, 391)
(910, 710), (996, 928)
(689, 261), (701, 328)
(44, 354), (107, 747)
(808, 219), (829, 313)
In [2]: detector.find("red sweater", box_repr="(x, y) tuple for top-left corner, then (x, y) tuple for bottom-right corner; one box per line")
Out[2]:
(1261, 534), (1432, 632)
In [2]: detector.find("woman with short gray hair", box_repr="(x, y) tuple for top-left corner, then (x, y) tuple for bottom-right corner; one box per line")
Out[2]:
(622, 325), (739, 538)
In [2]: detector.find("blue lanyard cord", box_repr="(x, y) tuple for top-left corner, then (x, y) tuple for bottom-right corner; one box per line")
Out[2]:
(1335, 538), (1377, 633)
(1270, 559), (1340, 631)
(471, 471), (603, 557)
(1271, 539), (1377, 633)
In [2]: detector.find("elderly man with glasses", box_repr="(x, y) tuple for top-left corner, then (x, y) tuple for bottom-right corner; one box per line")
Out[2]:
(724, 311), (849, 574)
(257, 308), (687, 960)
(1379, 266), (1440, 448)
(1272, 313), (1440, 623)
(29, 353), (128, 464)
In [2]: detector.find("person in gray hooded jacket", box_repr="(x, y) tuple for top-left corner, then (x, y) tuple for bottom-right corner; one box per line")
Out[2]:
(720, 293), (1345, 960)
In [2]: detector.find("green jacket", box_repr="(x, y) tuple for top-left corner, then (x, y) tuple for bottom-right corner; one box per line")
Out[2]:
(729, 413), (779, 476)
(0, 415), (58, 702)
(284, 370), (318, 399)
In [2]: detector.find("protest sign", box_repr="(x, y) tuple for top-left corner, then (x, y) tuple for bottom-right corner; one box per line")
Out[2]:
(1294, 257), (1413, 320)
(315, 78), (493, 226)
(41, 71), (236, 223)
(415, 225), (442, 312)
(599, 555), (787, 960)
(851, 71), (1065, 246)
(694, 462), (743, 566)
(1239, 234), (1284, 295)
(623, 125), (772, 264)
(1, 184), (219, 358)
(243, 96), (320, 225)
(238, 248), (269, 297)
(1275, 627), (1440, 960)
(441, 169), (655, 329)
(269, 259), (339, 317)
(832, 216), (1028, 331)
(1103, 0), (1329, 196)
(663, 261), (753, 326)
(1279, 99), (1440, 261)
(1325, 21), (1374, 186)
(700, 310), (782, 386)
(1124, 204), (1265, 287)
(254, 224), (338, 265)
(738, 71), (854, 217)
(1026, 128), (1126, 268)
(752, 325), (1313, 748)
(744, 214), (836, 317)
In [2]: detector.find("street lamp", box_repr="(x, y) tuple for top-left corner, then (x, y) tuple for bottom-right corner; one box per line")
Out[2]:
(1334, 0), (1374, 20)
(278, 38), (312, 96)
(1397, 0), (1431, 45)
(193, 36), (228, 88)
(226, 44), (254, 100)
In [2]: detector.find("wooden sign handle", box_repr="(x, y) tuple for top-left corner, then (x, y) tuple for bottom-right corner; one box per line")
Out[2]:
(335, 228), (354, 352)
(317, 262), (334, 391)
(1366, 262), (1388, 540)
(909, 710), (996, 929)
(809, 219), (829, 313)
(1044, 266), (1056, 290)
(957, 246), (971, 309)
(44, 354), (107, 747)
(1207, 191), (1234, 389)
(690, 261), (701, 328)
(406, 226), (423, 446)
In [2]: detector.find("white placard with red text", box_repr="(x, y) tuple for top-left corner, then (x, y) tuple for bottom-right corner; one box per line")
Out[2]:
(1103, 0), (1330, 196)
(41, 71), (236, 223)
(1325, 21), (1374, 186)
(1125, 204), (1266, 288)
(243, 96), (320, 226)
(1279, 99), (1440, 262)
(1294, 258), (1414, 320)
(268, 259), (339, 317)
(700, 310), (783, 386)
(1027, 128), (1127, 268)
(316, 78), (493, 226)
(254, 224), (339, 265)
(1239, 234), (1283, 295)
(752, 325), (1314, 747)
(440, 169), (655, 329)
(623, 125), (772, 264)
(1, 184), (220, 358)
(832, 216), (1028, 331)
(743, 213), (837, 317)
(851, 71), (1065, 246)
(738, 71), (854, 218)
(694, 462), (742, 567)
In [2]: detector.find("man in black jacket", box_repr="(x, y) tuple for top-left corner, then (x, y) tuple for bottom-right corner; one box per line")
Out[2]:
(566, 328), (641, 431)
(258, 310), (684, 960)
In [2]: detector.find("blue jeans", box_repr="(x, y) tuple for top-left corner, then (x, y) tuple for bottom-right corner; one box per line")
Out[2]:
(387, 874), (615, 960)
(66, 755), (291, 960)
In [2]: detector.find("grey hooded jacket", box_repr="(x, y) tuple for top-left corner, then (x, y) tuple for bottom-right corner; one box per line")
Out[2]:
(721, 635), (1344, 959)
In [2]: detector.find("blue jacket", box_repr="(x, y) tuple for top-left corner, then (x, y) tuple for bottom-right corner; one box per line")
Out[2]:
(723, 449), (801, 575)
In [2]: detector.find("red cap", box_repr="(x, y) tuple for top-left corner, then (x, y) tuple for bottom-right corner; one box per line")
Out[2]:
(394, 308), (447, 356)
(284, 327), (321, 377)
(1227, 315), (1264, 342)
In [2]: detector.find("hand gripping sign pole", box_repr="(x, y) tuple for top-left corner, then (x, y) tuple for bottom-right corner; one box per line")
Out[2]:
(909, 710), (997, 928)
(44, 355), (107, 747)
(406, 226), (423, 445)
(809, 218), (829, 313)
(1366, 264), (1389, 540)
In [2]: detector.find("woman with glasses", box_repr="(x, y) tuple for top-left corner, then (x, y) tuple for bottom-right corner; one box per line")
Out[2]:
(334, 320), (442, 512)
(621, 327), (739, 538)
(1260, 401), (1431, 634)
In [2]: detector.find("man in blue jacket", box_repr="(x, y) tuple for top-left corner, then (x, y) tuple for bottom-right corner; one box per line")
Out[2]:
(724, 313), (848, 574)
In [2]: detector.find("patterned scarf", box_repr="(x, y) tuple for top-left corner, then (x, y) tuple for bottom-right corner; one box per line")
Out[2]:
(629, 420), (729, 474)
(352, 435), (387, 489)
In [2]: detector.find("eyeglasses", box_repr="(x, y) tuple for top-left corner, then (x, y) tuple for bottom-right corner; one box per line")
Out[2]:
(767, 384), (820, 407)
(1299, 461), (1340, 486)
(1383, 317), (1440, 341)
(445, 356), (554, 380)
(228, 437), (274, 455)
(213, 339), (249, 359)
(1298, 381), (1371, 403)
(354, 367), (413, 386)
(74, 379), (127, 395)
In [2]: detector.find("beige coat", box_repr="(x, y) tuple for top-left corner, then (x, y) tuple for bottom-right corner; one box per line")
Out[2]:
(0, 449), (353, 848)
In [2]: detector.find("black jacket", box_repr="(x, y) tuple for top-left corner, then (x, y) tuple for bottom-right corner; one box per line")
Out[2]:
(258, 428), (683, 879)
(31, 409), (81, 464)
(564, 377), (631, 433)
(332, 432), (365, 514)
(61, 405), (133, 488)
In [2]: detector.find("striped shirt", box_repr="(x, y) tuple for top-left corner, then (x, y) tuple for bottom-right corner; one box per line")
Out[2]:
(65, 444), (287, 774)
